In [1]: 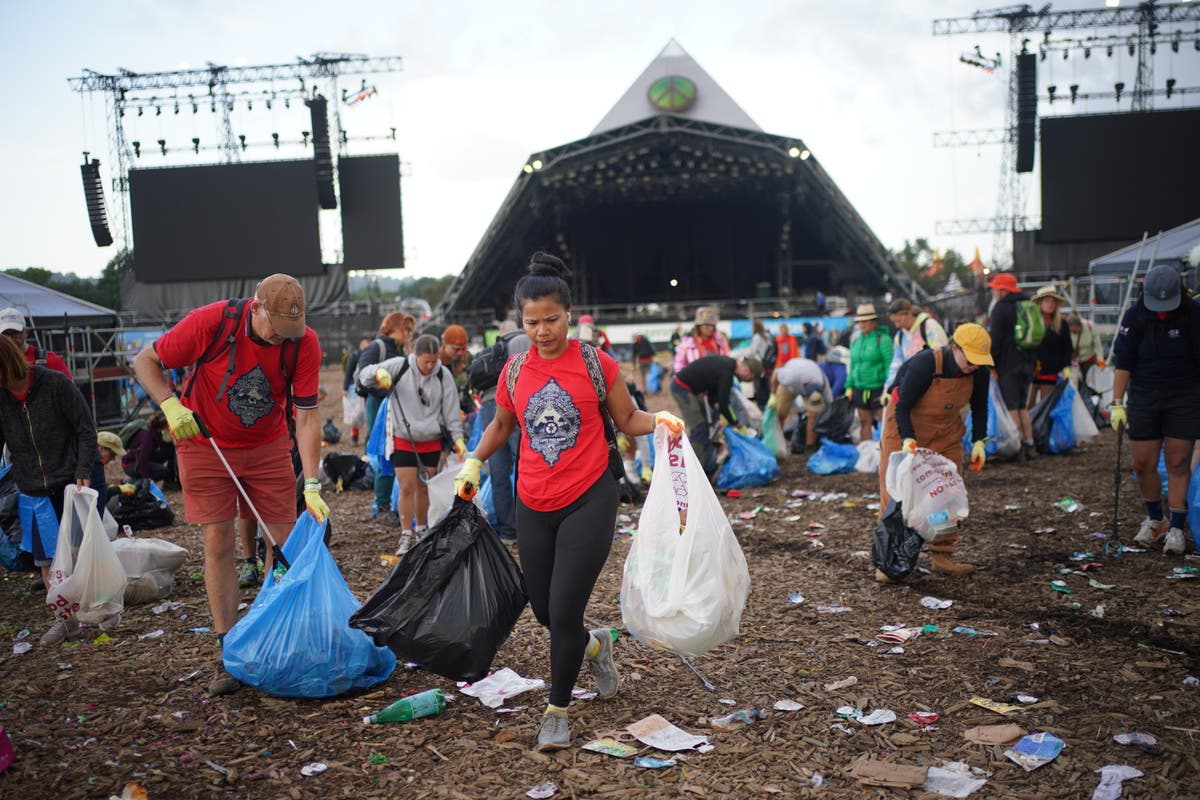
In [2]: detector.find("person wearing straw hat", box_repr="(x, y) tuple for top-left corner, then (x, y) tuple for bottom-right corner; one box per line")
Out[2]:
(1111, 264), (1200, 557)
(672, 306), (730, 374)
(132, 274), (327, 697)
(1029, 284), (1074, 407)
(875, 323), (994, 582)
(846, 303), (893, 443)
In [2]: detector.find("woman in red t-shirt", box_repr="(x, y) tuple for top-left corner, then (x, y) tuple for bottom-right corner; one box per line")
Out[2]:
(456, 253), (683, 753)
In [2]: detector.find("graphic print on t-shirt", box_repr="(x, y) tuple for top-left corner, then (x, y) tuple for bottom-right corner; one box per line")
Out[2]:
(228, 364), (275, 427)
(524, 378), (581, 467)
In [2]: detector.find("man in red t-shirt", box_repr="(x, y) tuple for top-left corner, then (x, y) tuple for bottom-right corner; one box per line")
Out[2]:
(132, 274), (328, 698)
(0, 307), (72, 379)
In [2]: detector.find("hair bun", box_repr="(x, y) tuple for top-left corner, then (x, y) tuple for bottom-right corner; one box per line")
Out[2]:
(528, 251), (570, 278)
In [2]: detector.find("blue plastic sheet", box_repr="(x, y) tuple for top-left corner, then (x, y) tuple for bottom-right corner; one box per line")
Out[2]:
(365, 397), (394, 477)
(716, 428), (779, 489)
(646, 362), (663, 394)
(1045, 383), (1076, 455)
(223, 512), (396, 697)
(479, 473), (497, 527)
(1189, 466), (1200, 550)
(806, 438), (859, 475)
(466, 411), (484, 452)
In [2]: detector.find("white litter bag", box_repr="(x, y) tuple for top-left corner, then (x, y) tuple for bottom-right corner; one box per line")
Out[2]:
(855, 440), (880, 473)
(1069, 373), (1100, 444)
(885, 450), (970, 542)
(425, 455), (485, 527)
(342, 394), (365, 426)
(989, 375), (1022, 460)
(112, 536), (189, 605)
(45, 485), (127, 623)
(621, 427), (750, 656)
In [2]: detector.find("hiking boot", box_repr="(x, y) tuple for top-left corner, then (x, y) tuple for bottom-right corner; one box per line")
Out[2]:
(1133, 516), (1169, 548)
(586, 629), (619, 698)
(40, 618), (81, 645)
(1020, 443), (1038, 461)
(236, 560), (261, 588)
(208, 663), (242, 697)
(28, 573), (45, 593)
(396, 530), (414, 556)
(1163, 528), (1187, 556)
(535, 710), (570, 752)
(931, 553), (976, 576)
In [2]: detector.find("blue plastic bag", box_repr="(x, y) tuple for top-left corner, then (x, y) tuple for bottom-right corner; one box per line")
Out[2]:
(466, 411), (484, 452)
(716, 428), (779, 489)
(647, 362), (663, 394)
(1047, 384), (1076, 455)
(365, 397), (394, 477)
(1188, 466), (1200, 550)
(223, 512), (396, 697)
(807, 438), (859, 475)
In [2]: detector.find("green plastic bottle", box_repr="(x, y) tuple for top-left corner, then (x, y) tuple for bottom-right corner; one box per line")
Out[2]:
(363, 689), (445, 724)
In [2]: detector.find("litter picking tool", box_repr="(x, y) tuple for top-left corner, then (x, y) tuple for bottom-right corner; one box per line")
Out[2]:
(679, 655), (716, 692)
(194, 414), (291, 572)
(1108, 421), (1124, 558)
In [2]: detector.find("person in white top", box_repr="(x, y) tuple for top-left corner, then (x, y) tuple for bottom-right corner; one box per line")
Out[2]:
(885, 299), (948, 388)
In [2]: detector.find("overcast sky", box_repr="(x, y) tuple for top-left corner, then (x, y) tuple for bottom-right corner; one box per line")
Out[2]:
(1, 0), (1195, 283)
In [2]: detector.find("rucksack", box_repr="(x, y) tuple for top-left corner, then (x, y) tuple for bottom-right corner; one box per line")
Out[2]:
(762, 338), (778, 372)
(1014, 300), (1046, 350)
(468, 330), (522, 394)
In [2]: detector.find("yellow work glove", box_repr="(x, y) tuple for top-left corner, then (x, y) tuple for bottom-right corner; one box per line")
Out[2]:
(1062, 366), (1072, 380)
(374, 367), (393, 391)
(455, 456), (482, 501)
(119, 483), (137, 495)
(303, 481), (329, 524)
(653, 410), (684, 435)
(968, 440), (987, 472)
(766, 395), (777, 410)
(159, 396), (200, 441)
(880, 391), (890, 407)
(454, 438), (468, 457)
(845, 387), (854, 399)
(640, 464), (652, 485)
(1109, 401), (1126, 432)
(902, 438), (918, 454)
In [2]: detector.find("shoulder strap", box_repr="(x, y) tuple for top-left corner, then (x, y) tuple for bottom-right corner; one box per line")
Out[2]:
(579, 342), (608, 402)
(918, 316), (931, 349)
(183, 298), (249, 403)
(932, 346), (946, 377)
(504, 350), (530, 400)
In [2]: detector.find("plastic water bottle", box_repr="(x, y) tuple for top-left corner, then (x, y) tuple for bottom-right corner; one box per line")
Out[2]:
(363, 689), (445, 724)
(710, 709), (761, 731)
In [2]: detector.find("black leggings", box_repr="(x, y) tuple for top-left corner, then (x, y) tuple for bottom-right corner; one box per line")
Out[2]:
(516, 473), (618, 707)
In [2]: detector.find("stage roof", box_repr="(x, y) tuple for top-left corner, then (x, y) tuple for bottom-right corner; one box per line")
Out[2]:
(0, 272), (118, 328)
(1088, 217), (1200, 277)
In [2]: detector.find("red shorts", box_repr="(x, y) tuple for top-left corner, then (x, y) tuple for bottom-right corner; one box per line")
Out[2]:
(176, 434), (297, 525)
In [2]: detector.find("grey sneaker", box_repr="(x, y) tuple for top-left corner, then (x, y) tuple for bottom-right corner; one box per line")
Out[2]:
(40, 618), (82, 645)
(1133, 516), (1169, 548)
(208, 663), (242, 697)
(396, 530), (414, 556)
(236, 560), (261, 588)
(586, 628), (619, 698)
(377, 509), (400, 528)
(535, 711), (570, 752)
(1163, 528), (1186, 556)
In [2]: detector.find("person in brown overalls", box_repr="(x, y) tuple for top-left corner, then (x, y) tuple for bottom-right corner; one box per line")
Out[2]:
(876, 323), (993, 583)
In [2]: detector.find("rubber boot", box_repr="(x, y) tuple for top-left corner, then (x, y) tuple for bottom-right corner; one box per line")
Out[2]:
(929, 533), (975, 576)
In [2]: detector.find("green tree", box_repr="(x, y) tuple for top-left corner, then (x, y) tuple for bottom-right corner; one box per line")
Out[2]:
(893, 239), (975, 296)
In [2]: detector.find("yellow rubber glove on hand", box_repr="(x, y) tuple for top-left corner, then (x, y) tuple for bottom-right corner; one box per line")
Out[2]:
(968, 440), (987, 472)
(375, 367), (393, 391)
(640, 464), (652, 485)
(653, 410), (684, 435)
(159, 396), (200, 441)
(304, 484), (329, 523)
(902, 438), (918, 454)
(880, 391), (891, 408)
(845, 387), (854, 400)
(766, 395), (777, 410)
(455, 457), (482, 501)
(454, 438), (467, 458)
(1110, 402), (1126, 432)
(1062, 366), (1072, 380)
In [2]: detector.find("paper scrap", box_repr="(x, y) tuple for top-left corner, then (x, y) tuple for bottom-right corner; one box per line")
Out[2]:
(923, 762), (988, 798)
(1091, 765), (1142, 800)
(627, 714), (710, 752)
(459, 667), (545, 709)
(857, 709), (897, 726)
(969, 697), (1022, 716)
(581, 738), (637, 758)
(964, 723), (1026, 746)
(824, 676), (858, 692)
(1004, 732), (1065, 771)
(849, 759), (928, 788)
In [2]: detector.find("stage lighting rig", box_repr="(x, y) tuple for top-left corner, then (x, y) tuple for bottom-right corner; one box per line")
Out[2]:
(960, 44), (1003, 72)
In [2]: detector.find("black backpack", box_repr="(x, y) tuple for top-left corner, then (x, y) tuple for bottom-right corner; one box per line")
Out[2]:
(468, 331), (522, 394)
(762, 338), (778, 372)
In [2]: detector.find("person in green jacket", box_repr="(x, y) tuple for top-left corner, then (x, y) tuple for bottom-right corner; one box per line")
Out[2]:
(846, 303), (893, 443)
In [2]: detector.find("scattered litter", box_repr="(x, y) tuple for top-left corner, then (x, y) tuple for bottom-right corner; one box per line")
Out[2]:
(920, 596), (954, 610)
(137, 629), (164, 640)
(1070, 551), (1094, 561)
(1009, 692), (1039, 704)
(1090, 604), (1107, 619)
(923, 761), (988, 798)
(55, 662), (73, 671)
(151, 601), (184, 615)
(367, 752), (388, 765)
(494, 706), (525, 715)
(1090, 579), (1116, 589)
(878, 627), (922, 644)
(628, 714), (712, 752)
(526, 781), (559, 798)
(1113, 732), (1161, 754)
(1055, 497), (1082, 513)
(773, 699), (804, 712)
(952, 626), (997, 637)
(1033, 527), (1057, 534)
(815, 604), (852, 614)
(581, 738), (637, 758)
(1004, 504), (1024, 511)
(1050, 580), (1073, 594)
(831, 722), (856, 735)
(964, 723), (1026, 745)
(1183, 675), (1199, 686)
(178, 670), (202, 682)
(849, 549), (870, 559)
(908, 711), (939, 724)
(634, 756), (677, 769)
(570, 688), (597, 701)
(1092, 765), (1143, 800)
(1008, 543), (1028, 549)
(12, 642), (31, 656)
(1121, 546), (1147, 553)
(237, 602), (247, 611)
(1005, 732), (1065, 771)
(737, 505), (762, 520)
(1166, 567), (1198, 580)
(726, 489), (742, 499)
(186, 627), (210, 634)
(300, 762), (327, 777)
(824, 676), (858, 692)
(857, 709), (897, 726)
(108, 782), (148, 800)
(718, 698), (736, 705)
(835, 705), (863, 719)
(969, 697), (1022, 715)
(379, 554), (399, 568)
(711, 709), (761, 730)
(459, 668), (545, 709)
(849, 758), (927, 788)
(788, 592), (805, 604)
(92, 633), (116, 645)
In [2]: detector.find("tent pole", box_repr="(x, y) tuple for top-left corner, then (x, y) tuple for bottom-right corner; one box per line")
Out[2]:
(1106, 231), (1158, 363)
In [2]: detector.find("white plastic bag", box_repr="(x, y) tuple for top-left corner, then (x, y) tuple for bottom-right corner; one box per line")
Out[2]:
(1070, 374), (1100, 444)
(425, 455), (485, 526)
(855, 440), (880, 473)
(885, 450), (970, 542)
(621, 427), (750, 656)
(342, 394), (365, 426)
(989, 375), (1022, 460)
(45, 485), (127, 623)
(112, 536), (189, 604)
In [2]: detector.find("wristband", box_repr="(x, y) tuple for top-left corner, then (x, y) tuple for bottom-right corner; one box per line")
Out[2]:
(304, 478), (320, 486)
(1110, 400), (1123, 407)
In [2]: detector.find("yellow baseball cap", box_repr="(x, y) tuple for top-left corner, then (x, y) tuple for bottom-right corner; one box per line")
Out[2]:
(952, 323), (994, 366)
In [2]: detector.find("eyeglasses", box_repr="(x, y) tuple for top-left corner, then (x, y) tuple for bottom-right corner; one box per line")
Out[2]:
(418, 386), (429, 406)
